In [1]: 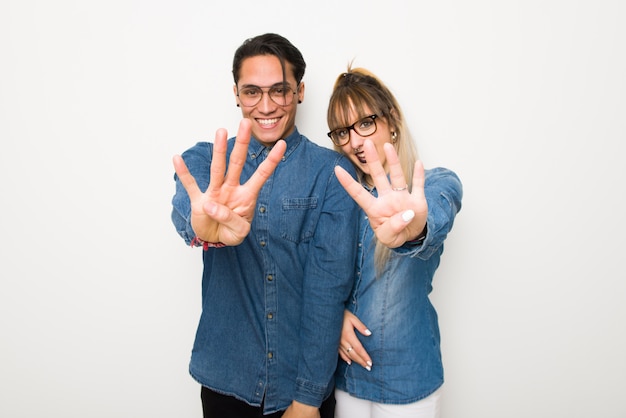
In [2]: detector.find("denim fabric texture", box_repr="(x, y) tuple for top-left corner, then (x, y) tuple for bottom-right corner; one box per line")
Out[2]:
(335, 167), (463, 404)
(172, 128), (359, 414)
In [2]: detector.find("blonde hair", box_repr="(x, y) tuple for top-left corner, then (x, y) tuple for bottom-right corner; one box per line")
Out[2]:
(327, 65), (419, 272)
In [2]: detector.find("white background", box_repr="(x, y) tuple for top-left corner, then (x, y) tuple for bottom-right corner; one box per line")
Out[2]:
(1, 1), (625, 417)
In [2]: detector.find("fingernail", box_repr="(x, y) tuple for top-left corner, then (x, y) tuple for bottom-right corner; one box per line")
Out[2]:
(365, 366), (371, 372)
(364, 329), (372, 336)
(367, 361), (372, 367)
(401, 210), (415, 222)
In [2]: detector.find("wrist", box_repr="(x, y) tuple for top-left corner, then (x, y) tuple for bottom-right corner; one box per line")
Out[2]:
(287, 401), (318, 417)
(190, 236), (226, 250)
(406, 223), (427, 246)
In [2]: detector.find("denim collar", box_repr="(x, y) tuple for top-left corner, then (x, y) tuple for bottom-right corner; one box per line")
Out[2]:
(248, 127), (302, 162)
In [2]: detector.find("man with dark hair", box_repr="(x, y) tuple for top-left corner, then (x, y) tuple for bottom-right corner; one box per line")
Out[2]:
(172, 33), (358, 418)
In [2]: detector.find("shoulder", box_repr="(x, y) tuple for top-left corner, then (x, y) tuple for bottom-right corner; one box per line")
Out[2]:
(424, 167), (463, 201)
(181, 141), (212, 158)
(425, 167), (459, 181)
(425, 167), (462, 188)
(299, 136), (356, 173)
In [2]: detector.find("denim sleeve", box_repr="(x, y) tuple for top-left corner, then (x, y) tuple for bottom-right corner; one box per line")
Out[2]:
(395, 167), (463, 259)
(171, 142), (212, 245)
(293, 155), (359, 407)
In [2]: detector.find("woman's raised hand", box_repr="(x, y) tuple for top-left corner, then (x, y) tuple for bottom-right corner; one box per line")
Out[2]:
(334, 139), (428, 248)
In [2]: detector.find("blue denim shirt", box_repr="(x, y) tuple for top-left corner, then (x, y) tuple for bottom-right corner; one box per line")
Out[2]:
(171, 128), (358, 414)
(335, 167), (463, 404)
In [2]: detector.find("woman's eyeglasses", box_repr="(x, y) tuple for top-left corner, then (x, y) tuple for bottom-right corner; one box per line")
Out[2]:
(327, 115), (378, 146)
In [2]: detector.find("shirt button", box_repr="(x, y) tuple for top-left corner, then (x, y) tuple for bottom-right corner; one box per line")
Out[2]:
(267, 275), (273, 281)
(259, 206), (266, 213)
(267, 313), (273, 319)
(260, 241), (266, 247)
(268, 352), (273, 359)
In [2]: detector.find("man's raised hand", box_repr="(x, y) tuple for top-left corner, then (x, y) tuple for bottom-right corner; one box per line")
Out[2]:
(173, 118), (286, 245)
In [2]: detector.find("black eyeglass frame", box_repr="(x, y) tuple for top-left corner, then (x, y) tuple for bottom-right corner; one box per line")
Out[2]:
(236, 83), (299, 107)
(327, 114), (378, 146)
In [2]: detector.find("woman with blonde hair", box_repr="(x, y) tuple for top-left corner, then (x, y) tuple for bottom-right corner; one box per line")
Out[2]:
(327, 66), (463, 418)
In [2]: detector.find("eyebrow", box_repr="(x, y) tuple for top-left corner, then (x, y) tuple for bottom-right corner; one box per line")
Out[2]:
(239, 82), (291, 89)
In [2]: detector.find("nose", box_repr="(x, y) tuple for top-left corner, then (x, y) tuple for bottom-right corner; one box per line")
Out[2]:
(349, 130), (364, 150)
(257, 92), (276, 113)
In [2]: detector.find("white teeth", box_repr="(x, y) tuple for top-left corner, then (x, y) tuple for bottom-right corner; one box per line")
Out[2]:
(258, 118), (279, 125)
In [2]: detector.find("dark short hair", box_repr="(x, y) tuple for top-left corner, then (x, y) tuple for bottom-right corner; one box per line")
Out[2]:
(232, 33), (306, 86)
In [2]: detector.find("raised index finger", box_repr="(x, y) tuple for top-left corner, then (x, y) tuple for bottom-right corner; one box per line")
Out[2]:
(173, 154), (201, 199)
(243, 139), (286, 192)
(334, 165), (375, 210)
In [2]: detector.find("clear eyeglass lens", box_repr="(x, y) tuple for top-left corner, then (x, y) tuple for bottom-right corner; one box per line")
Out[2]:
(239, 86), (294, 106)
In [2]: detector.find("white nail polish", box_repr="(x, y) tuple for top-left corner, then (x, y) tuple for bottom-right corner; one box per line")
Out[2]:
(401, 210), (415, 222)
(364, 329), (372, 336)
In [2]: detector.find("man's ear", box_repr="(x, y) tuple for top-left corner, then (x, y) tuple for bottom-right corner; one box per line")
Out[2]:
(297, 82), (305, 104)
(233, 84), (240, 107)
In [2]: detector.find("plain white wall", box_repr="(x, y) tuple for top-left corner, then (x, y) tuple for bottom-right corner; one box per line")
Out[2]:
(1, 0), (625, 417)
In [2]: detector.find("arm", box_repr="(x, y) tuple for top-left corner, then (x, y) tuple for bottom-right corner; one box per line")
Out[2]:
(172, 118), (286, 246)
(293, 155), (359, 408)
(335, 139), (462, 259)
(405, 166), (462, 259)
(338, 310), (372, 371)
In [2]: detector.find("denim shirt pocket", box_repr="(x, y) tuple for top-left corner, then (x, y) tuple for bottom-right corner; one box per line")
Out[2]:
(280, 197), (318, 243)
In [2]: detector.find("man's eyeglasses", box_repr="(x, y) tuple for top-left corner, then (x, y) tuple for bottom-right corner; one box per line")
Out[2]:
(327, 115), (378, 146)
(237, 84), (298, 107)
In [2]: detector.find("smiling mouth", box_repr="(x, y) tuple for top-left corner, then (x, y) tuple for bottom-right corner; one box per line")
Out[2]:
(257, 117), (280, 126)
(354, 152), (366, 163)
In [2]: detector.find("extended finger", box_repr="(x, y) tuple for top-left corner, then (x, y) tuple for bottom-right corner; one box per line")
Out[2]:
(384, 143), (408, 192)
(411, 160), (426, 200)
(244, 139), (286, 192)
(224, 118), (253, 188)
(334, 165), (375, 210)
(173, 155), (201, 199)
(362, 140), (391, 193)
(209, 128), (229, 190)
